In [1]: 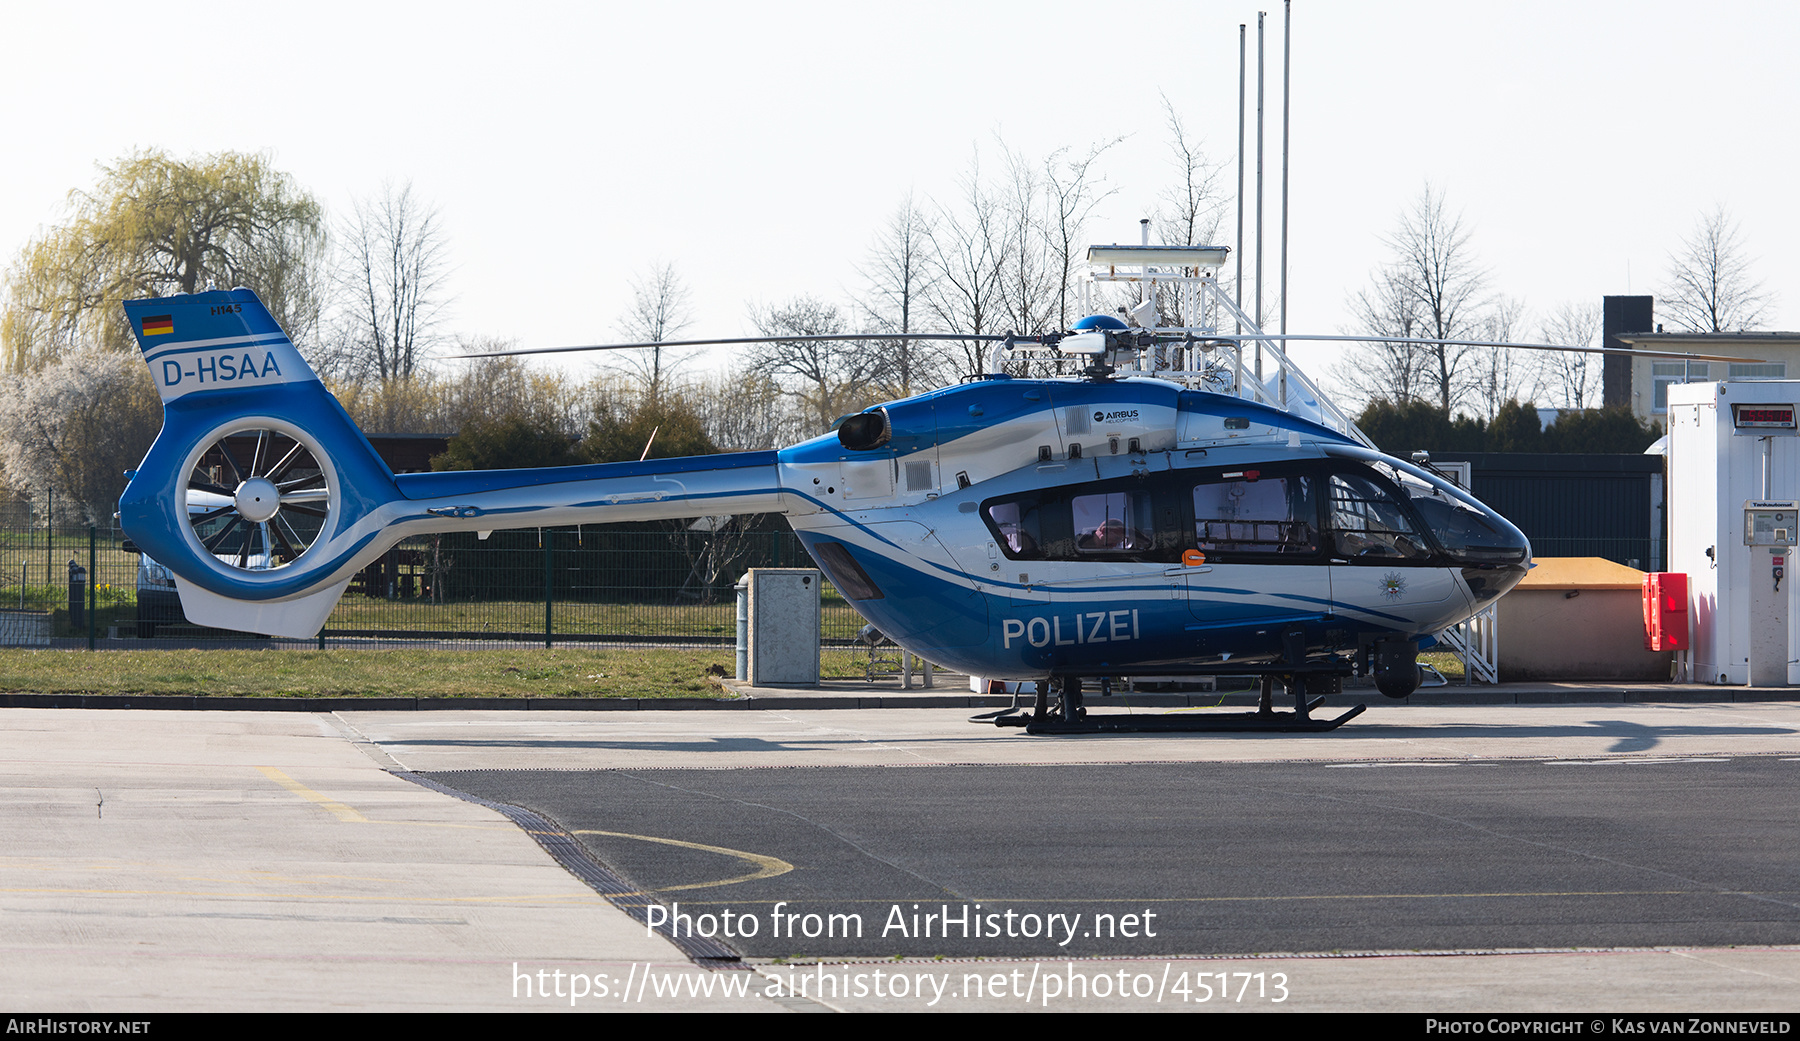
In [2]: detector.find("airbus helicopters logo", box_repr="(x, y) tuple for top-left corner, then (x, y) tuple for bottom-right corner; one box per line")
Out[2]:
(1094, 409), (1139, 424)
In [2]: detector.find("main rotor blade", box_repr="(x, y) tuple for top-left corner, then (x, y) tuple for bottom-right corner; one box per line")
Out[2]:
(461, 328), (1754, 364)
(1193, 333), (1759, 363)
(457, 332), (1040, 359)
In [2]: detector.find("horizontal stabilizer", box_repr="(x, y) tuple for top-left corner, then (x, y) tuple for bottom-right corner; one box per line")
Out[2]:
(175, 579), (352, 640)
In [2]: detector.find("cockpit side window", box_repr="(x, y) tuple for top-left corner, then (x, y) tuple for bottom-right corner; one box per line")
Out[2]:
(1326, 472), (1431, 561)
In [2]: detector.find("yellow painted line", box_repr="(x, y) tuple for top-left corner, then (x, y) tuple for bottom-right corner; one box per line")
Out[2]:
(175, 871), (408, 886)
(247, 771), (548, 832)
(366, 820), (515, 831)
(570, 829), (794, 891)
(256, 766), (369, 823)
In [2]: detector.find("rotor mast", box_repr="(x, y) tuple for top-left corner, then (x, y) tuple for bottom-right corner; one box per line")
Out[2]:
(1019, 242), (1372, 447)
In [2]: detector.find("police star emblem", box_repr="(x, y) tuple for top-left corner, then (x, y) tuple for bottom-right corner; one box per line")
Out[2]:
(1380, 572), (1406, 599)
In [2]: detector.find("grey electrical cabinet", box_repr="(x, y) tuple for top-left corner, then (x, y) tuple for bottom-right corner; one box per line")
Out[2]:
(746, 568), (822, 686)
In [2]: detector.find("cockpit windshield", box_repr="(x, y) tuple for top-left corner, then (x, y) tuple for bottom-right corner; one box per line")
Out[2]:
(1328, 446), (1531, 566)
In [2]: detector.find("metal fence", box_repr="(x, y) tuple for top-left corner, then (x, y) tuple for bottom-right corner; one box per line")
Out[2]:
(0, 497), (1666, 653)
(1526, 538), (1662, 573)
(0, 501), (868, 648)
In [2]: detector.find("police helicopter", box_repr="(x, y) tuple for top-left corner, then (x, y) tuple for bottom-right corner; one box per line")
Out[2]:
(113, 242), (1729, 733)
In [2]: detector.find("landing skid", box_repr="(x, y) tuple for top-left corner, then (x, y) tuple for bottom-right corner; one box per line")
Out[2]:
(1009, 702), (1365, 734)
(979, 633), (1366, 735)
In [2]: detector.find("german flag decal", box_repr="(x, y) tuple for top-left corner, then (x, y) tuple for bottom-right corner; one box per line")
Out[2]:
(142, 315), (174, 336)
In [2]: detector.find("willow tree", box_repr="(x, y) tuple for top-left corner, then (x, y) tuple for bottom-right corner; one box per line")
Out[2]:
(1, 150), (326, 371)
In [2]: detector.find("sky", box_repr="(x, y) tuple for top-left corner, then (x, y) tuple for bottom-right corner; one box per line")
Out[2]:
(3, 0), (1797, 391)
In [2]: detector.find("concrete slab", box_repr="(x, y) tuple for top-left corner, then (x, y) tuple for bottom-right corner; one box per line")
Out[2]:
(0, 709), (770, 1012)
(5, 700), (1799, 1011)
(339, 700), (1800, 771)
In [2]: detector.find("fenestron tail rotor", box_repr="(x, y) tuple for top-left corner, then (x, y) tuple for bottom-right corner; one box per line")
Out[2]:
(183, 423), (335, 573)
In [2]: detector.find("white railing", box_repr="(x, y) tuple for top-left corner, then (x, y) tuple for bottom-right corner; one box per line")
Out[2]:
(1026, 253), (1376, 449)
(1436, 603), (1499, 685)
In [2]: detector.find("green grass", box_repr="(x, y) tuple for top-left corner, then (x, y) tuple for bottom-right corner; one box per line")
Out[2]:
(321, 592), (864, 638)
(10, 587), (864, 641)
(1420, 650), (1466, 680)
(0, 646), (874, 698)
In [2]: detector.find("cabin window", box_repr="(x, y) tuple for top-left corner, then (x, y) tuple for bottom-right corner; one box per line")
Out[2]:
(984, 483), (1167, 562)
(1191, 473), (1318, 555)
(985, 500), (1044, 558)
(1071, 491), (1155, 554)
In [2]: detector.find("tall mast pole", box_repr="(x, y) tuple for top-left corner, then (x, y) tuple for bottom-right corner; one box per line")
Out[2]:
(1236, 22), (1245, 336)
(1255, 10), (1265, 384)
(1279, 0), (1291, 406)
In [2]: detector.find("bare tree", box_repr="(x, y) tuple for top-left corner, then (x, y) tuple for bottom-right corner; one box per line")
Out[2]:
(1153, 95), (1225, 250)
(326, 369), (450, 435)
(926, 139), (1123, 380)
(926, 151), (1010, 376)
(1466, 296), (1541, 420)
(1339, 185), (1489, 412)
(1334, 266), (1429, 407)
(1145, 97), (1227, 329)
(1660, 206), (1770, 333)
(1536, 301), (1602, 409)
(694, 367), (799, 451)
(857, 196), (948, 398)
(994, 143), (1058, 340)
(325, 343), (585, 438)
(443, 345), (583, 434)
(611, 261), (696, 401)
(330, 182), (449, 385)
(1043, 138), (1122, 331)
(748, 296), (883, 432)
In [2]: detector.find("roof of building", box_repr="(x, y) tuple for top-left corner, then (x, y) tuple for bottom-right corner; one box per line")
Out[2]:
(1616, 332), (1800, 349)
(1516, 556), (1646, 590)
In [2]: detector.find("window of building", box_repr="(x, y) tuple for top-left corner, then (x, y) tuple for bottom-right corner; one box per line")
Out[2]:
(1728, 363), (1787, 380)
(1653, 361), (1710, 413)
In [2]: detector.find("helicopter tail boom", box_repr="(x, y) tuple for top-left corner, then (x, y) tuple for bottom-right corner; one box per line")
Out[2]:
(117, 289), (789, 638)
